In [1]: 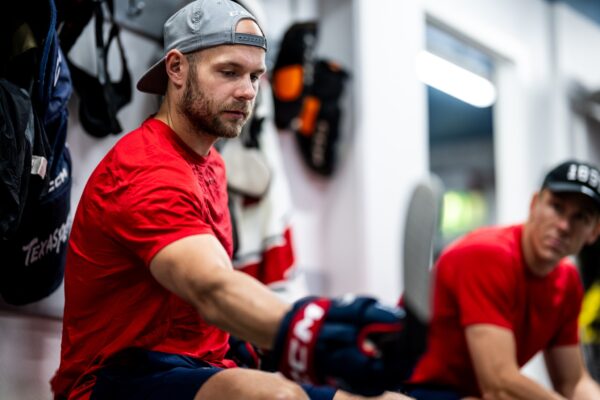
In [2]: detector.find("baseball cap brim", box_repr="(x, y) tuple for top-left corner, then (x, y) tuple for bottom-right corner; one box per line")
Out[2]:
(545, 182), (600, 210)
(136, 57), (167, 95)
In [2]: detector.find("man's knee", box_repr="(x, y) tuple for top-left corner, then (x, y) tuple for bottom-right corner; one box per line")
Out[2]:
(270, 377), (309, 400)
(196, 368), (309, 400)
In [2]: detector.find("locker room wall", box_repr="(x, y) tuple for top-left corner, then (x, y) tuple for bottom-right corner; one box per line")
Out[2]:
(2, 0), (600, 398)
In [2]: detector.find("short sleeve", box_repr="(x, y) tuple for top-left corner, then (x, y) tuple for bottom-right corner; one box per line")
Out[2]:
(443, 244), (518, 330)
(106, 163), (214, 266)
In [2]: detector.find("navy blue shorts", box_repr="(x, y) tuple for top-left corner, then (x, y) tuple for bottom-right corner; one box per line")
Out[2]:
(405, 386), (462, 399)
(90, 348), (336, 400)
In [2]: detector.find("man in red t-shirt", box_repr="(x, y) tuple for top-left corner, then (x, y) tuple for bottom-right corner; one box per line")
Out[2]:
(50, 1), (412, 400)
(407, 160), (600, 399)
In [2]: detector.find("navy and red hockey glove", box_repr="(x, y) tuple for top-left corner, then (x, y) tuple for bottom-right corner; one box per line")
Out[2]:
(265, 295), (410, 396)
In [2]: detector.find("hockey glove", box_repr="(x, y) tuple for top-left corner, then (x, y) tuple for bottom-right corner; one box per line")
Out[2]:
(265, 295), (410, 396)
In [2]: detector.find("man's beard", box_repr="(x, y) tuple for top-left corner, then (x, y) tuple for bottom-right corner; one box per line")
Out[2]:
(177, 71), (252, 139)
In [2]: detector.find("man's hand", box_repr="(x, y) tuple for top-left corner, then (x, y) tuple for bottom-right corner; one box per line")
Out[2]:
(265, 295), (410, 396)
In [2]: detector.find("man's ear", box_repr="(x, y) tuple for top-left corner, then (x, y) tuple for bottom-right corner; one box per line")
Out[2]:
(587, 217), (600, 245)
(529, 192), (540, 214)
(165, 49), (187, 90)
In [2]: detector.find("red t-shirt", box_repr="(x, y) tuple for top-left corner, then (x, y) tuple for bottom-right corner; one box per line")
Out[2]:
(408, 224), (583, 397)
(51, 118), (236, 399)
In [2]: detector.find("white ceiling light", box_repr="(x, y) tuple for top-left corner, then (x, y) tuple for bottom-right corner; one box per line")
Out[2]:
(416, 50), (497, 108)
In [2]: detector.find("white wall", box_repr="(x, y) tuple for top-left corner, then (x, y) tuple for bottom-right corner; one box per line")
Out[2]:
(553, 3), (600, 165)
(3, 0), (600, 398)
(349, 0), (427, 303)
(263, 0), (427, 304)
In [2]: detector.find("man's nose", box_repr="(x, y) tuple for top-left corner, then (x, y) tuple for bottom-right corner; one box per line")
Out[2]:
(556, 214), (572, 233)
(235, 77), (258, 101)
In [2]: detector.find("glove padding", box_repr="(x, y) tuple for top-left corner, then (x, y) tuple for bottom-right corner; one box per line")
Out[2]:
(265, 295), (410, 396)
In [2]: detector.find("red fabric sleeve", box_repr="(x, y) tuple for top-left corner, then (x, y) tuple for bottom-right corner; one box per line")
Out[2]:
(448, 244), (517, 330)
(106, 163), (215, 266)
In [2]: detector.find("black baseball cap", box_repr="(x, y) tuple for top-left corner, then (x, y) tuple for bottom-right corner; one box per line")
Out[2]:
(542, 160), (600, 210)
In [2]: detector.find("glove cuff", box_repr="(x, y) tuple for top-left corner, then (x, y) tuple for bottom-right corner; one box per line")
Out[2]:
(265, 296), (331, 384)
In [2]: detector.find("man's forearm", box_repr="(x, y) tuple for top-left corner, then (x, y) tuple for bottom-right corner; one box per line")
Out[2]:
(149, 234), (289, 349)
(571, 374), (600, 400)
(194, 268), (289, 349)
(480, 370), (566, 400)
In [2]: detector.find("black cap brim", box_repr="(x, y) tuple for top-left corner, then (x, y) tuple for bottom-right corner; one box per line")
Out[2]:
(545, 182), (600, 210)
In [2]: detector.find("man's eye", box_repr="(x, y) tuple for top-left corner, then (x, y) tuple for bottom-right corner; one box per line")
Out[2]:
(222, 71), (236, 77)
(550, 201), (564, 214)
(575, 213), (591, 224)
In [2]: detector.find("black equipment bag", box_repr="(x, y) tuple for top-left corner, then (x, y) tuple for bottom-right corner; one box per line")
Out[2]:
(0, 0), (73, 305)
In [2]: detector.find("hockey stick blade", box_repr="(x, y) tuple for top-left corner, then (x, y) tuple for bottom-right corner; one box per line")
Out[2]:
(402, 176), (443, 324)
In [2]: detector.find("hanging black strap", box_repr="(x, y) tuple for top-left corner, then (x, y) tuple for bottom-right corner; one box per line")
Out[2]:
(66, 0), (132, 137)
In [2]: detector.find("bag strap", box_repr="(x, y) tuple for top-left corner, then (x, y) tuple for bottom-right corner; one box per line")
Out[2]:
(36, 0), (58, 108)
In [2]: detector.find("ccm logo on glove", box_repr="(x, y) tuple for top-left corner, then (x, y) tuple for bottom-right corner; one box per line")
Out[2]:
(284, 298), (331, 382)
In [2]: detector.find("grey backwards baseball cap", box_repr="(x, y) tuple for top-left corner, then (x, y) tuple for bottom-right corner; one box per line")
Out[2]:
(542, 159), (600, 210)
(137, 0), (267, 95)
